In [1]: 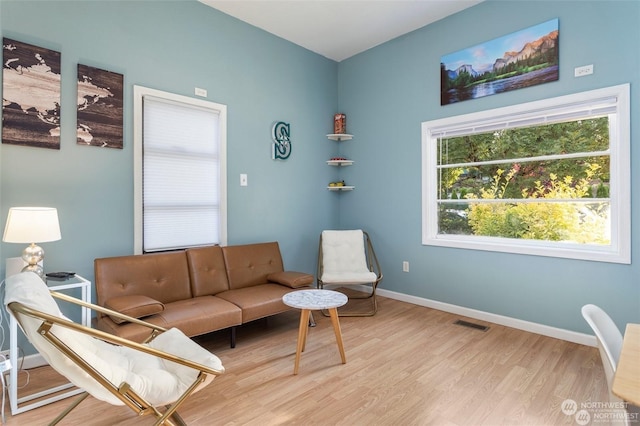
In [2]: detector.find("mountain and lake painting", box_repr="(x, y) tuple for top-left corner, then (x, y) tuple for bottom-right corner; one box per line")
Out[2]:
(441, 19), (559, 105)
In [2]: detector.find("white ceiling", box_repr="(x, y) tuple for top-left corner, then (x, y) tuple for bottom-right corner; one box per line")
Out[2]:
(200, 0), (483, 62)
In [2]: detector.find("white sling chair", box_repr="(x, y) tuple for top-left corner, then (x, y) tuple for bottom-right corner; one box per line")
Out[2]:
(582, 304), (639, 426)
(4, 272), (224, 426)
(317, 230), (382, 316)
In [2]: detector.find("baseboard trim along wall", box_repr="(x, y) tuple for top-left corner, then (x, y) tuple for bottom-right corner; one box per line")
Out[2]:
(21, 353), (47, 370)
(377, 288), (597, 347)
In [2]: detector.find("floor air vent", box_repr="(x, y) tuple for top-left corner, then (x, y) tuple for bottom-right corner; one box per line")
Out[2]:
(454, 319), (489, 332)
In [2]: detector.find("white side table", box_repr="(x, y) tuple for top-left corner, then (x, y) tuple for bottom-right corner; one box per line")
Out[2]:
(8, 274), (91, 415)
(282, 289), (348, 375)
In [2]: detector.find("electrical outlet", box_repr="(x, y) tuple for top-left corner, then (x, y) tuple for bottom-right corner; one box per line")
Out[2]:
(402, 261), (409, 272)
(574, 64), (593, 77)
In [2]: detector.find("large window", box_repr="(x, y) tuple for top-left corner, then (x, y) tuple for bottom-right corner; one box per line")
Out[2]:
(134, 86), (227, 253)
(422, 84), (630, 263)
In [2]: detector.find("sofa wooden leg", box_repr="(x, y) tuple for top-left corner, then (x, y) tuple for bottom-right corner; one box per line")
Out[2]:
(230, 326), (236, 348)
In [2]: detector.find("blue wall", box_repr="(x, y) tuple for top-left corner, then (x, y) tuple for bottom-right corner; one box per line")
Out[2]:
(337, 0), (640, 333)
(0, 0), (339, 282)
(0, 0), (638, 352)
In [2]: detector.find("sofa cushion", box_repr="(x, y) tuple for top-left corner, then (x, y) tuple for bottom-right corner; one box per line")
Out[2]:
(267, 271), (313, 288)
(104, 295), (165, 324)
(153, 297), (242, 336)
(97, 296), (242, 343)
(222, 242), (285, 290)
(216, 284), (302, 323)
(95, 251), (192, 305)
(185, 246), (230, 297)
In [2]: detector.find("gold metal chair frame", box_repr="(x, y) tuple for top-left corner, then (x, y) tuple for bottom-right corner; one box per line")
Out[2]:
(316, 230), (383, 317)
(7, 291), (224, 426)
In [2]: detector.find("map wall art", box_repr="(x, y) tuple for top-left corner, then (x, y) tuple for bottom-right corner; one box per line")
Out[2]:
(440, 19), (559, 105)
(77, 64), (124, 149)
(2, 38), (61, 149)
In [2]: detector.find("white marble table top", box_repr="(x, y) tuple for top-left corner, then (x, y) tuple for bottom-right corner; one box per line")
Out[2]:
(282, 289), (348, 310)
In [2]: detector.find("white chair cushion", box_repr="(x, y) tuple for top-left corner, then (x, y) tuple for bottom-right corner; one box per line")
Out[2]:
(4, 272), (222, 406)
(321, 230), (377, 284)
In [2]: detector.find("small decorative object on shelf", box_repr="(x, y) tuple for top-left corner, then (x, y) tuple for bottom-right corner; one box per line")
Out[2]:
(333, 113), (346, 134)
(327, 157), (353, 166)
(327, 180), (354, 191)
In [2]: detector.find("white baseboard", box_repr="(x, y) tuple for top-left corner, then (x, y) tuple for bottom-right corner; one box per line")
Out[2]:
(20, 353), (48, 370)
(376, 288), (596, 347)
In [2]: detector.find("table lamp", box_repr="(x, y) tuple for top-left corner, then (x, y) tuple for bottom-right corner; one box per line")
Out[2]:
(2, 207), (61, 279)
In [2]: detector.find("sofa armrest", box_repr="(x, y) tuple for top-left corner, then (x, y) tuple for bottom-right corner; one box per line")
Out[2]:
(50, 291), (168, 343)
(104, 295), (165, 324)
(267, 271), (314, 288)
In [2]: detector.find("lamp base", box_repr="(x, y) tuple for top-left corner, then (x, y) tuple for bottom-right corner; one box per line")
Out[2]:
(22, 263), (45, 279)
(5, 257), (44, 280)
(22, 242), (44, 265)
(21, 243), (45, 280)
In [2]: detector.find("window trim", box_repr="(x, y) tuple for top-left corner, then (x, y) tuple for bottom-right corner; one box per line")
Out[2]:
(421, 84), (630, 264)
(133, 85), (227, 254)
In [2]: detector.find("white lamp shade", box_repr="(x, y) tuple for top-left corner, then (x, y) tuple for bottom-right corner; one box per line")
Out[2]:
(3, 207), (61, 243)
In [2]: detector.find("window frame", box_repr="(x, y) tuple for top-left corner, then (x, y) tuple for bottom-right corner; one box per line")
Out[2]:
(133, 85), (227, 254)
(421, 84), (630, 264)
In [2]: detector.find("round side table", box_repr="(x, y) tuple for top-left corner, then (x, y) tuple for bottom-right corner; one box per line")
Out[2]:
(282, 289), (348, 375)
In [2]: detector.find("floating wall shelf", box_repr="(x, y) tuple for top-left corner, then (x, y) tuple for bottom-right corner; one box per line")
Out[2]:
(326, 134), (353, 141)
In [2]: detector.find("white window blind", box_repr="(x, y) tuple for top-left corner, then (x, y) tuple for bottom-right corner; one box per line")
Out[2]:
(428, 95), (618, 139)
(142, 95), (222, 252)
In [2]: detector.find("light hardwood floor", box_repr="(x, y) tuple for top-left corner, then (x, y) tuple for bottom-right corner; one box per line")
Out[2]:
(2, 295), (608, 425)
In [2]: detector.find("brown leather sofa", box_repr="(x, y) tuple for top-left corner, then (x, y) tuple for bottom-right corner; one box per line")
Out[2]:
(94, 242), (313, 347)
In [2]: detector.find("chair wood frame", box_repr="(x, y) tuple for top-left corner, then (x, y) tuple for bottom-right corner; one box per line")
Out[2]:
(317, 230), (383, 317)
(7, 291), (224, 426)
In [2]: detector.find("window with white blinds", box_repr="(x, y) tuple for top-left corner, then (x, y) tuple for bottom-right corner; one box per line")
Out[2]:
(421, 84), (630, 263)
(133, 86), (227, 253)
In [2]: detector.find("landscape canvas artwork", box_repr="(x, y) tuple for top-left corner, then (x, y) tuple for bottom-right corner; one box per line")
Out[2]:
(2, 38), (61, 149)
(440, 19), (559, 105)
(77, 64), (124, 148)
